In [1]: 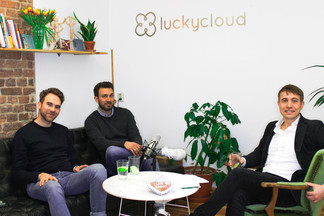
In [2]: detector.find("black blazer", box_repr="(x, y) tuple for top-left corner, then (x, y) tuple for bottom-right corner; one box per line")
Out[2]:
(245, 115), (324, 182)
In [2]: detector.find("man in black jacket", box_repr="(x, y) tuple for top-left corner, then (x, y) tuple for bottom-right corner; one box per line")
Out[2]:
(191, 84), (324, 216)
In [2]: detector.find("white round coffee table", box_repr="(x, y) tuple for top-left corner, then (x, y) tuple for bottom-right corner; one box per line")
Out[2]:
(102, 171), (204, 216)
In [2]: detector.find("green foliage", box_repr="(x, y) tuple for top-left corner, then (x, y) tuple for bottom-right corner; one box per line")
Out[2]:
(20, 8), (55, 45)
(184, 101), (241, 186)
(73, 12), (97, 41)
(303, 65), (324, 108)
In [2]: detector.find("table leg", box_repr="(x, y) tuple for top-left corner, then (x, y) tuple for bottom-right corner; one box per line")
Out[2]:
(164, 197), (191, 214)
(119, 198), (123, 216)
(186, 196), (191, 214)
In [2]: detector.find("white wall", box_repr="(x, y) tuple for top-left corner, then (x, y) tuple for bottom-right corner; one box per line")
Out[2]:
(34, 0), (111, 129)
(34, 0), (324, 160)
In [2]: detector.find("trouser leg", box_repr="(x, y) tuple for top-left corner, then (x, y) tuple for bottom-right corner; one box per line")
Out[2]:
(141, 157), (160, 171)
(192, 168), (297, 216)
(27, 178), (70, 216)
(105, 146), (132, 176)
(226, 189), (256, 216)
(65, 164), (107, 216)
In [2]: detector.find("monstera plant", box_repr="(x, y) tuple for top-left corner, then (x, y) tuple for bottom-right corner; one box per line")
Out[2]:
(184, 101), (241, 186)
(303, 65), (324, 107)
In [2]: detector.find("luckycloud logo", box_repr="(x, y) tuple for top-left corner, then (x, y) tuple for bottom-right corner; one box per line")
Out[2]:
(135, 11), (246, 37)
(135, 12), (157, 37)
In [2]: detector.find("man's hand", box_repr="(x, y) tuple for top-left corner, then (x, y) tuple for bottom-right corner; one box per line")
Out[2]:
(74, 164), (88, 173)
(306, 182), (324, 203)
(124, 141), (142, 156)
(228, 154), (244, 168)
(38, 172), (58, 187)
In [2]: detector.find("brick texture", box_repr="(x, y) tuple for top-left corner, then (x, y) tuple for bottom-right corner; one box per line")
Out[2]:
(0, 0), (35, 138)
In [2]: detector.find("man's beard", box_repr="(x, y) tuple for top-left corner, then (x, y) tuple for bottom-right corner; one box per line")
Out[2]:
(39, 110), (57, 123)
(99, 101), (113, 112)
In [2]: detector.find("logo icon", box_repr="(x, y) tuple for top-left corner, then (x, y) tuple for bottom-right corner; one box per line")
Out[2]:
(135, 12), (156, 37)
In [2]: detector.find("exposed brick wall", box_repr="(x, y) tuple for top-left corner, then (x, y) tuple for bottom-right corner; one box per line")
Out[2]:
(0, 0), (35, 138)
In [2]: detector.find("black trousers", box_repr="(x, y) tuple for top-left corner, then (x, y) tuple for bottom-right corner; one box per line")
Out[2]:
(192, 168), (299, 216)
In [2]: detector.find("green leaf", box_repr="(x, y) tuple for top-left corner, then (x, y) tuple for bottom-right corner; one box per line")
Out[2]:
(184, 112), (195, 125)
(302, 65), (324, 70)
(213, 103), (221, 117)
(309, 87), (324, 100)
(221, 103), (231, 120)
(200, 102), (211, 110)
(196, 116), (204, 124)
(223, 127), (230, 139)
(314, 95), (324, 107)
(309, 87), (324, 107)
(230, 113), (241, 125)
(184, 124), (203, 138)
(223, 138), (231, 152)
(213, 171), (226, 186)
(197, 153), (205, 167)
(201, 139), (209, 154)
(217, 152), (228, 168)
(210, 124), (221, 141)
(73, 12), (83, 26)
(231, 138), (239, 152)
(184, 129), (190, 140)
(190, 140), (198, 160)
(208, 152), (218, 164)
(215, 127), (224, 145)
(192, 103), (199, 110)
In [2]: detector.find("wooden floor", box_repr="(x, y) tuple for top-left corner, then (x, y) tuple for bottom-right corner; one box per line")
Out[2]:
(109, 198), (324, 216)
(165, 198), (225, 216)
(165, 198), (324, 216)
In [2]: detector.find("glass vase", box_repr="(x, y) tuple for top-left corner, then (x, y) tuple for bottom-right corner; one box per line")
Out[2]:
(32, 27), (45, 49)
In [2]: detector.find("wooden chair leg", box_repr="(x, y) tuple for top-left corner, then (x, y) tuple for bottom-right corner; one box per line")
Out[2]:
(264, 187), (279, 216)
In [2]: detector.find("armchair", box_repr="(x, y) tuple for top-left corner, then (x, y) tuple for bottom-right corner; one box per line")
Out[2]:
(245, 149), (324, 216)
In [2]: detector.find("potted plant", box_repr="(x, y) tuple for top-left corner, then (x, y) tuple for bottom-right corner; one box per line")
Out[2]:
(303, 65), (324, 107)
(184, 101), (241, 202)
(73, 12), (98, 51)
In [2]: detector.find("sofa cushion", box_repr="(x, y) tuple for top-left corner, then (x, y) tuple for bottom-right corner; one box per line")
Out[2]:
(0, 195), (49, 216)
(70, 127), (101, 165)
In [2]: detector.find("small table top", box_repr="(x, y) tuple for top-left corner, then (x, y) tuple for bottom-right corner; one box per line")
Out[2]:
(102, 171), (202, 202)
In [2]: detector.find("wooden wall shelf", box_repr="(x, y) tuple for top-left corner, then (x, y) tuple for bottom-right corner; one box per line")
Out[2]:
(0, 48), (108, 55)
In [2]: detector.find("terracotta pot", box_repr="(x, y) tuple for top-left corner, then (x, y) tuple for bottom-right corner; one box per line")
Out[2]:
(184, 166), (215, 203)
(84, 41), (96, 52)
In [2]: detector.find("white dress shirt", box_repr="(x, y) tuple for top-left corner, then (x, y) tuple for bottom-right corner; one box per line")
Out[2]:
(262, 116), (302, 180)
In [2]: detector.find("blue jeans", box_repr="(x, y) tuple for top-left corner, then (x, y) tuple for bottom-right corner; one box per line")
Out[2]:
(27, 163), (107, 216)
(105, 146), (160, 176)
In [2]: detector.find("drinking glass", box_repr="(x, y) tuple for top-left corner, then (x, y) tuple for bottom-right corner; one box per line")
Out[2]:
(117, 159), (129, 179)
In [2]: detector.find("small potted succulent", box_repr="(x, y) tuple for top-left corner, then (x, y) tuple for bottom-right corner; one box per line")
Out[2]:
(73, 12), (98, 51)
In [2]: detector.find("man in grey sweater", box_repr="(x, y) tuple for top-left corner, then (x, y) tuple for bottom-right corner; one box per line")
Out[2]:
(85, 82), (159, 176)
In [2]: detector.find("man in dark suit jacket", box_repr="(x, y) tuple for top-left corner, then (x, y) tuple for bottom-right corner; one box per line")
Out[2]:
(191, 84), (324, 216)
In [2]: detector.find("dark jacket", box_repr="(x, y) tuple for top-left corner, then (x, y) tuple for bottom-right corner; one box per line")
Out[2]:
(245, 115), (324, 182)
(244, 115), (324, 202)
